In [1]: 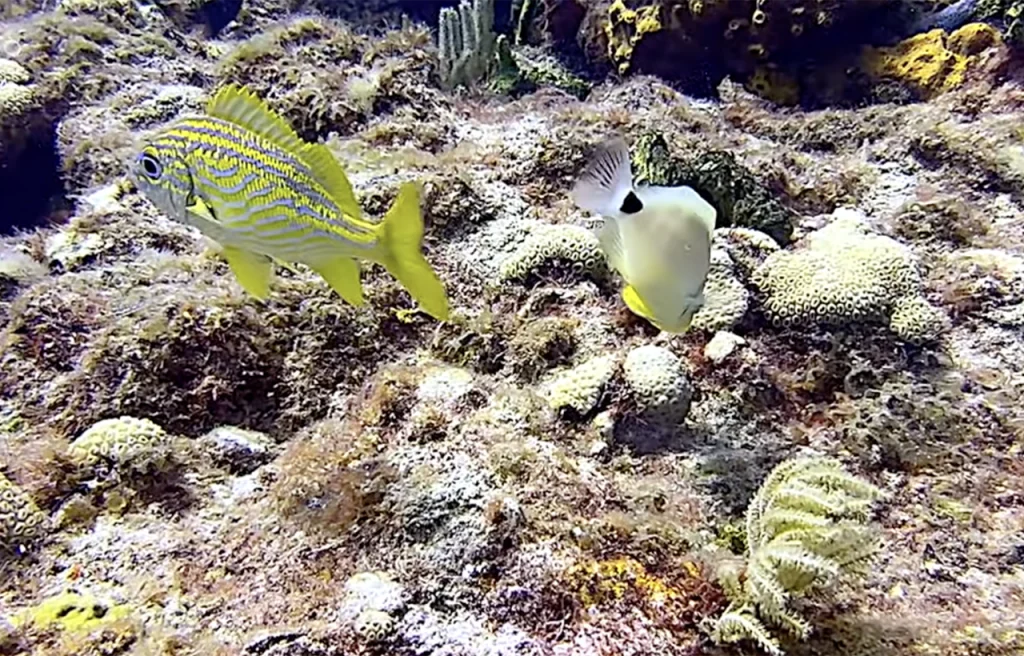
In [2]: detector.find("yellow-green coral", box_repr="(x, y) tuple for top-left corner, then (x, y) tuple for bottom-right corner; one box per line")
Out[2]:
(712, 456), (886, 655)
(544, 353), (618, 416)
(68, 416), (170, 473)
(0, 472), (47, 553)
(565, 556), (680, 607)
(9, 591), (133, 633)
(752, 210), (948, 342)
(861, 23), (1003, 99)
(0, 82), (35, 118)
(605, 0), (663, 75)
(692, 247), (750, 333)
(499, 224), (606, 282)
(0, 58), (30, 84)
(622, 345), (692, 426)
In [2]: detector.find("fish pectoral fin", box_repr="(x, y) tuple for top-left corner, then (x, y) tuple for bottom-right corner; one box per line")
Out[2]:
(311, 257), (364, 307)
(222, 246), (273, 300)
(187, 196), (218, 223)
(621, 284), (656, 321)
(598, 216), (627, 275)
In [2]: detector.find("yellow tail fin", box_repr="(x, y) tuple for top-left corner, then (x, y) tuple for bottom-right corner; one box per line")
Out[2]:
(377, 182), (450, 321)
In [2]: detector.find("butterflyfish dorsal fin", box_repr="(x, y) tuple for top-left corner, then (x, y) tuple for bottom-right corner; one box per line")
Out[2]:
(207, 84), (307, 154)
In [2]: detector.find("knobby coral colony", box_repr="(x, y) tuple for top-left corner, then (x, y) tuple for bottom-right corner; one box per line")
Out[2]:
(1, 0), (1023, 655)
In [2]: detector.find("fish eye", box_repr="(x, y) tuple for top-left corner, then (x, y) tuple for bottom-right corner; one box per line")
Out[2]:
(140, 152), (163, 180)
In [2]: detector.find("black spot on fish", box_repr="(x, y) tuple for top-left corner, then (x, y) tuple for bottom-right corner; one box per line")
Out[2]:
(620, 191), (643, 214)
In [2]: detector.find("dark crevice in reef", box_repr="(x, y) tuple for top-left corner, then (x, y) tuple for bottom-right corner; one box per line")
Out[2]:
(0, 124), (70, 236)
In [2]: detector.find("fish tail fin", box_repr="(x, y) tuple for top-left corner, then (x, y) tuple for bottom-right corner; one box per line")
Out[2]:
(572, 136), (635, 216)
(376, 182), (450, 321)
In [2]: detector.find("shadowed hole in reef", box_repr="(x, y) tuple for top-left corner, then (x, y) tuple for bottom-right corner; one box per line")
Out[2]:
(0, 123), (69, 235)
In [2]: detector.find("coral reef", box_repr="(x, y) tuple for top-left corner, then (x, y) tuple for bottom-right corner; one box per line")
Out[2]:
(438, 0), (497, 90)
(0, 1), (1023, 655)
(752, 208), (950, 343)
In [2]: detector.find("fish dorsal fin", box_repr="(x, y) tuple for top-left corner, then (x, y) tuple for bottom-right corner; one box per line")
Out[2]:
(572, 136), (634, 217)
(207, 85), (364, 221)
(297, 142), (364, 221)
(207, 84), (307, 155)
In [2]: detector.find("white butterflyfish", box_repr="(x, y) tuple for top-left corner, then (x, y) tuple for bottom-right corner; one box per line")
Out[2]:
(571, 136), (716, 333)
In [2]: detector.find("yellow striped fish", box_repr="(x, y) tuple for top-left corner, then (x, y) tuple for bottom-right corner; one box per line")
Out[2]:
(128, 84), (449, 321)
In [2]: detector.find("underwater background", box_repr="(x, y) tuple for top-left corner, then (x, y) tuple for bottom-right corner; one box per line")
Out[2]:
(1, 0), (1023, 654)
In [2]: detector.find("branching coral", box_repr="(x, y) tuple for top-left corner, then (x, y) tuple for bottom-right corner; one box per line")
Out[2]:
(711, 456), (886, 655)
(752, 209), (949, 343)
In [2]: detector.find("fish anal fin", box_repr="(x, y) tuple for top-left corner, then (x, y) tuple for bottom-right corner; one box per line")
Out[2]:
(621, 284), (655, 322)
(311, 257), (365, 307)
(298, 142), (363, 221)
(206, 84), (306, 155)
(223, 246), (273, 300)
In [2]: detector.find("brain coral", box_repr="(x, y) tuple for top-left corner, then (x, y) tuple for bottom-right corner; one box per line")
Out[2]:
(499, 224), (606, 283)
(752, 209), (949, 343)
(544, 353), (618, 416)
(0, 472), (47, 553)
(68, 416), (171, 474)
(692, 247), (750, 333)
(622, 345), (692, 426)
(0, 59), (30, 84)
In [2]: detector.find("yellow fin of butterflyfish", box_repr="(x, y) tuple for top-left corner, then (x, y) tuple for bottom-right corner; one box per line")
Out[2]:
(207, 84), (307, 154)
(206, 84), (364, 221)
(621, 284), (656, 322)
(377, 182), (450, 321)
(222, 245), (273, 300)
(311, 257), (365, 307)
